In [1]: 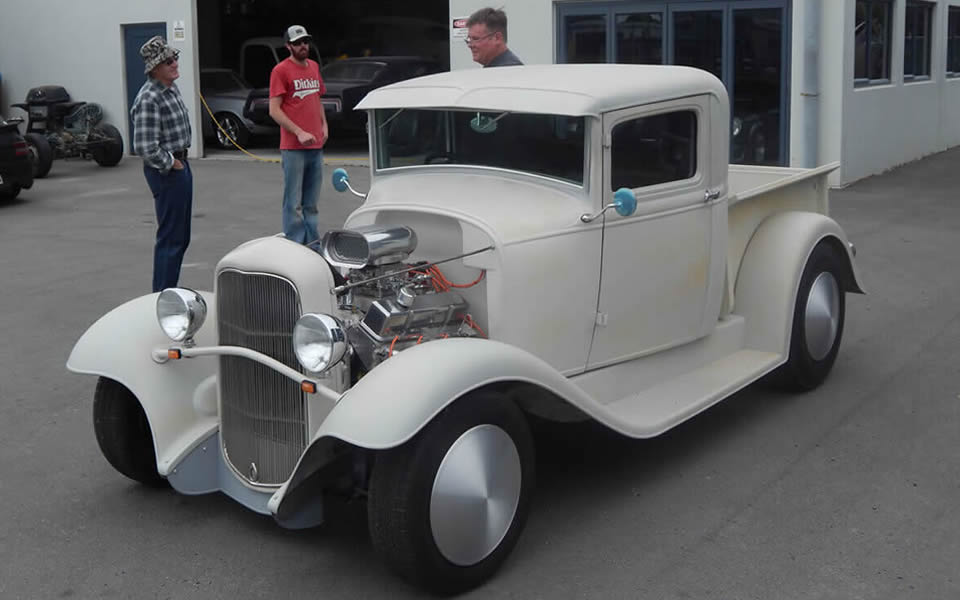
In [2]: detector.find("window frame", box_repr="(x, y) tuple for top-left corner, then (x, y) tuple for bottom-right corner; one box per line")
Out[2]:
(947, 6), (960, 77)
(854, 0), (894, 87)
(602, 100), (708, 208)
(904, 0), (935, 82)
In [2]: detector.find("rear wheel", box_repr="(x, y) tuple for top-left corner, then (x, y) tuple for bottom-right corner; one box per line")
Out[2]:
(214, 113), (249, 149)
(24, 132), (53, 178)
(93, 377), (166, 487)
(367, 391), (535, 594)
(91, 123), (124, 167)
(774, 241), (846, 391)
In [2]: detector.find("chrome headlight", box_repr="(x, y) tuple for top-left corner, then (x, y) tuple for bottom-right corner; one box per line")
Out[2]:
(156, 288), (207, 343)
(293, 313), (348, 373)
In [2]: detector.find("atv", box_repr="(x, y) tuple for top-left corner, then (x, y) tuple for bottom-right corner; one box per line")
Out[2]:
(12, 85), (123, 178)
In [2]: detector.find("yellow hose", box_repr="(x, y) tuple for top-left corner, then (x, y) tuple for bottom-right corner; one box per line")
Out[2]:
(199, 92), (280, 163)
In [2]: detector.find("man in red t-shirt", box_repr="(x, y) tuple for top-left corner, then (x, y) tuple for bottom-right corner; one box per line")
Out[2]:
(268, 25), (329, 245)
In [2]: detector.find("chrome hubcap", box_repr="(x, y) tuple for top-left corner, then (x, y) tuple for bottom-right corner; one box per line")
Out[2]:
(430, 424), (521, 566)
(217, 119), (237, 145)
(804, 271), (840, 360)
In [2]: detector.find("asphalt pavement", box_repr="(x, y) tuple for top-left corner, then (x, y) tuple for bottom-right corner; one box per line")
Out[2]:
(0, 146), (958, 599)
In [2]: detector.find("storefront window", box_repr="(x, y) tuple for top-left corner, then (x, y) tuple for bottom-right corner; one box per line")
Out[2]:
(948, 7), (960, 77)
(904, 1), (933, 80)
(855, 0), (893, 84)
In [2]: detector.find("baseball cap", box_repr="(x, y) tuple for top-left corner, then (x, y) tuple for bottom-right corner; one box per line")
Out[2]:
(284, 25), (311, 43)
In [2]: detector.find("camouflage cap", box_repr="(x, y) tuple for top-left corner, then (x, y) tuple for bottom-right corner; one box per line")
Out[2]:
(140, 35), (179, 74)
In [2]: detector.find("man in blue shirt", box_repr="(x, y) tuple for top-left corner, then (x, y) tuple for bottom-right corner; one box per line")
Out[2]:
(466, 8), (523, 68)
(131, 35), (194, 292)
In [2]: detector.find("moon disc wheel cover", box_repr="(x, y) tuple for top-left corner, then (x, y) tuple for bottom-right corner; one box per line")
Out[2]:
(804, 271), (840, 361)
(430, 424), (522, 566)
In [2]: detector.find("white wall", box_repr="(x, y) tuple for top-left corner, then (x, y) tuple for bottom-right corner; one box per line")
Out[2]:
(0, 0), (202, 158)
(449, 1), (554, 70)
(840, 0), (960, 184)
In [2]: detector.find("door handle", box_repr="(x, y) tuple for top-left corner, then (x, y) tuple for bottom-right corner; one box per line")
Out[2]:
(704, 189), (721, 202)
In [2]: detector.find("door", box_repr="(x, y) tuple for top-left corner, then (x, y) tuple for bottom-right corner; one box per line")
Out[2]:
(587, 97), (715, 369)
(123, 22), (166, 155)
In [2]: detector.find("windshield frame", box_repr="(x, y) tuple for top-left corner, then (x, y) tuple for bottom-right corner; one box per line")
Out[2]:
(371, 108), (590, 188)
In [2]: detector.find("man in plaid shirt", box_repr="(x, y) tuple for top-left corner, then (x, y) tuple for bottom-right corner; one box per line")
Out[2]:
(131, 35), (194, 292)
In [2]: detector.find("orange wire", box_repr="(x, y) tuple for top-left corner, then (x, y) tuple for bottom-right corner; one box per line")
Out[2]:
(388, 335), (399, 357)
(464, 314), (487, 338)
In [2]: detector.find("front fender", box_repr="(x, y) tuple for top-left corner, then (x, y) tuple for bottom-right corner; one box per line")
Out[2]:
(735, 211), (865, 355)
(318, 337), (596, 450)
(66, 292), (219, 475)
(269, 337), (602, 517)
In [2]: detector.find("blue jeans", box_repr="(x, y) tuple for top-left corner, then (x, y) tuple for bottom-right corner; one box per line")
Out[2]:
(143, 162), (192, 292)
(281, 149), (323, 244)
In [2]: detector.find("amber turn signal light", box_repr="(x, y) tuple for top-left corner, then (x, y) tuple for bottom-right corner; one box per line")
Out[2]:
(167, 349), (182, 360)
(301, 380), (317, 394)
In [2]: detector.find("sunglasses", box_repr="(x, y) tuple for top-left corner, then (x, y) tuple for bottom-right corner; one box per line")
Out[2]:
(163, 53), (180, 66)
(290, 39), (311, 47)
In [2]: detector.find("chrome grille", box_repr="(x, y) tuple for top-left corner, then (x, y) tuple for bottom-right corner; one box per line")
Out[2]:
(217, 269), (306, 486)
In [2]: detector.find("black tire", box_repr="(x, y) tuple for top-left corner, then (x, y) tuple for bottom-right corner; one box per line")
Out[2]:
(774, 241), (846, 391)
(93, 377), (167, 487)
(24, 132), (53, 178)
(214, 113), (249, 150)
(91, 123), (124, 167)
(367, 391), (535, 595)
(0, 184), (21, 201)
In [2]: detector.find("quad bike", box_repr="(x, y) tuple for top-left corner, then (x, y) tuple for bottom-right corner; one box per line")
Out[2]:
(12, 85), (124, 178)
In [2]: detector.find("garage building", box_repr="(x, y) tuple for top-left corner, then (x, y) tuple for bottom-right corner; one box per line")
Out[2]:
(1, 0), (958, 185)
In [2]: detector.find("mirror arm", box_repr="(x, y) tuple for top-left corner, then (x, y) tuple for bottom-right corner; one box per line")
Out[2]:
(342, 180), (367, 199)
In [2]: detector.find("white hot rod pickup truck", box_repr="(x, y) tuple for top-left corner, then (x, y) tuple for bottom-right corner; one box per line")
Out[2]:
(68, 65), (864, 594)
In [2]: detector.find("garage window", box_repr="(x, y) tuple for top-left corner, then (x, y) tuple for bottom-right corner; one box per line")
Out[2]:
(947, 7), (960, 77)
(855, 0), (893, 85)
(611, 110), (697, 190)
(904, 1), (934, 81)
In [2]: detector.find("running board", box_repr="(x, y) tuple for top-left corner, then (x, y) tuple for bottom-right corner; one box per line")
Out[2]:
(593, 349), (782, 438)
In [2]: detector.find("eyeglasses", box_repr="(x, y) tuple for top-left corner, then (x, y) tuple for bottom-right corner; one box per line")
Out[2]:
(290, 39), (311, 47)
(464, 32), (497, 45)
(163, 53), (180, 66)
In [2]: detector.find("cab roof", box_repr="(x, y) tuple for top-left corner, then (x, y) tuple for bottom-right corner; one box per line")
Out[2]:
(355, 64), (728, 117)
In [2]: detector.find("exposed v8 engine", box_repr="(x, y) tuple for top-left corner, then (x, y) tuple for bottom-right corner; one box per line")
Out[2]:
(320, 225), (484, 371)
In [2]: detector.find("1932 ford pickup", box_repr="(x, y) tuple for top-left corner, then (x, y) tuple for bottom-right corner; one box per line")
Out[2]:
(68, 65), (864, 594)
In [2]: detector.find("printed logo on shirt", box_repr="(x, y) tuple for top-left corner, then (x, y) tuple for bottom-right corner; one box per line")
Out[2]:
(292, 78), (321, 99)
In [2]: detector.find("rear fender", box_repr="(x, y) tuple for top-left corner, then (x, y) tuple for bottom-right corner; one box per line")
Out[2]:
(735, 211), (864, 356)
(66, 292), (219, 475)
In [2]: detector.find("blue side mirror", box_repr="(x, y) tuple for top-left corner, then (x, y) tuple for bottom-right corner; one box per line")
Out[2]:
(613, 188), (637, 217)
(332, 168), (349, 193)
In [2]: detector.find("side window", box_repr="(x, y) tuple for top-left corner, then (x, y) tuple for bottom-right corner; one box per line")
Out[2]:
(611, 110), (697, 190)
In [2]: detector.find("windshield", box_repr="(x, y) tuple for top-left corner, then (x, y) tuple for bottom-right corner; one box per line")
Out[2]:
(322, 61), (385, 82)
(374, 109), (586, 185)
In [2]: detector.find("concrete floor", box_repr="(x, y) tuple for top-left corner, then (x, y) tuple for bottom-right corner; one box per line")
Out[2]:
(0, 148), (958, 599)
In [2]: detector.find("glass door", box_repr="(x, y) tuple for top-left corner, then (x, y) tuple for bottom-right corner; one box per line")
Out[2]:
(669, 5), (725, 81)
(557, 1), (789, 167)
(731, 7), (785, 165)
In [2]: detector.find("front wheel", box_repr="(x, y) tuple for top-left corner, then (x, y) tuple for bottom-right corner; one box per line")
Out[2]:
(91, 123), (124, 167)
(93, 377), (166, 487)
(367, 391), (535, 594)
(774, 241), (846, 391)
(214, 113), (249, 149)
